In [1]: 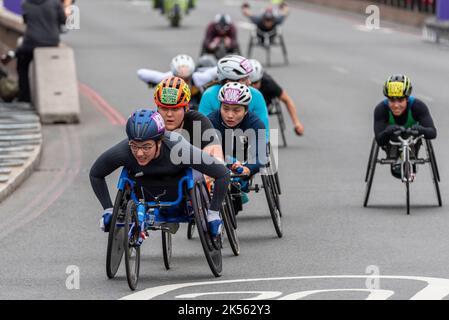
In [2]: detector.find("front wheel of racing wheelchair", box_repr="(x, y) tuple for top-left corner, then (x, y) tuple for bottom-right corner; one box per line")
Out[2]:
(363, 135), (442, 214)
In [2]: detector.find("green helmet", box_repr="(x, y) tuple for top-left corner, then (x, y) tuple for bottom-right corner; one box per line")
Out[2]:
(383, 74), (412, 98)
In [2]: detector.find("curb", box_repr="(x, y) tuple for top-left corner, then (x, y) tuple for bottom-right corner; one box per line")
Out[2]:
(0, 103), (42, 203)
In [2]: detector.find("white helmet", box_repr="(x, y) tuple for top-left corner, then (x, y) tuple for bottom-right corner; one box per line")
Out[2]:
(217, 55), (253, 81)
(170, 54), (196, 78)
(218, 82), (252, 106)
(249, 59), (264, 83)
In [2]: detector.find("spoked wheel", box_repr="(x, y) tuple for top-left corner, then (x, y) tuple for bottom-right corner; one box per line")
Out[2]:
(190, 181), (222, 277)
(106, 189), (128, 279)
(221, 193), (240, 256)
(404, 162), (411, 215)
(261, 174), (283, 238)
(162, 230), (172, 270)
(124, 200), (140, 291)
(363, 142), (379, 207)
(426, 140), (442, 206)
(187, 221), (195, 239)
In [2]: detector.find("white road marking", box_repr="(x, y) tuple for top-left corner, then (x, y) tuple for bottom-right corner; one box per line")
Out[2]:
(120, 275), (449, 300)
(279, 289), (395, 300)
(332, 66), (349, 74)
(176, 291), (283, 300)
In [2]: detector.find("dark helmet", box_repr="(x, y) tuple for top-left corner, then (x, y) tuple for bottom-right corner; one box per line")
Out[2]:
(125, 109), (165, 142)
(214, 14), (232, 32)
(262, 8), (275, 21)
(383, 74), (413, 98)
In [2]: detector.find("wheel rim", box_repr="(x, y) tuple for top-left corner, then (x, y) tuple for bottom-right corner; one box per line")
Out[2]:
(124, 201), (140, 290)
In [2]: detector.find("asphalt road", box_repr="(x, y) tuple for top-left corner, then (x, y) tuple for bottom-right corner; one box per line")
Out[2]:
(1, 0), (449, 300)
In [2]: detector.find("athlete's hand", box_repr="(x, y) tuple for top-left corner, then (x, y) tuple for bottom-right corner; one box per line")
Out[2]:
(294, 123), (304, 136)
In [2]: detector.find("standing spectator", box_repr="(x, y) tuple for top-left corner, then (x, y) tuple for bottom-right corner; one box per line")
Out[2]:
(1, 0), (66, 103)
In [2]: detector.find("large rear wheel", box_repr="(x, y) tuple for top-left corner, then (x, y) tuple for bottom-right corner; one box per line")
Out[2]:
(124, 201), (140, 291)
(162, 230), (172, 270)
(221, 193), (240, 256)
(190, 182), (222, 277)
(106, 188), (128, 279)
(261, 174), (282, 238)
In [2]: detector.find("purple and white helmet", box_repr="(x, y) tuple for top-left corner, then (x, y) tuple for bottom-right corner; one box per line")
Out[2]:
(217, 55), (253, 81)
(218, 82), (252, 106)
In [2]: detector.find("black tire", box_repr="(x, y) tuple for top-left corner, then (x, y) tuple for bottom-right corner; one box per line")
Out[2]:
(363, 143), (379, 207)
(268, 145), (282, 195)
(226, 192), (237, 230)
(124, 200), (140, 291)
(269, 173), (281, 216)
(162, 230), (172, 270)
(275, 100), (287, 148)
(221, 193), (240, 256)
(187, 221), (195, 239)
(170, 16), (180, 28)
(190, 182), (222, 277)
(365, 139), (376, 182)
(404, 161), (411, 215)
(427, 140), (441, 182)
(106, 189), (128, 279)
(261, 174), (283, 238)
(427, 141), (442, 206)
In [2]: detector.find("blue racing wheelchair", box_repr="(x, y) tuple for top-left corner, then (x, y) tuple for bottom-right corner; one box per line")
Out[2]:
(105, 168), (225, 291)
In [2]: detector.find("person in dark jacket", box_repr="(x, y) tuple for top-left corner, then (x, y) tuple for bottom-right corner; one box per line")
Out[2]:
(1, 0), (66, 103)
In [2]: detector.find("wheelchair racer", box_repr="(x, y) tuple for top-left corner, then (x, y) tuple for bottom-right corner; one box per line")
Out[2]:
(137, 54), (217, 110)
(201, 14), (240, 58)
(242, 2), (288, 44)
(374, 75), (437, 178)
(249, 59), (304, 135)
(208, 82), (268, 210)
(198, 55), (270, 141)
(89, 109), (230, 238)
(153, 76), (223, 161)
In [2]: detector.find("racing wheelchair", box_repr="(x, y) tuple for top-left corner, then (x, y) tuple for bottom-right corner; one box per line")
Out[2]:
(247, 26), (288, 67)
(105, 168), (229, 291)
(364, 128), (442, 215)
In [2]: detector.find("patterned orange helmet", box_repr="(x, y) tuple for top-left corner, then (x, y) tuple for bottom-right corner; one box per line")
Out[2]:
(154, 76), (191, 108)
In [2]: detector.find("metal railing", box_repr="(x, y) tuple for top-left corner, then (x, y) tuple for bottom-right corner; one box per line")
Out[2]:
(366, 0), (436, 14)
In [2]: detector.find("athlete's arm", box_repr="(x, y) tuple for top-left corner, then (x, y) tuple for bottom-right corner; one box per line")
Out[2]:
(192, 67), (218, 88)
(137, 69), (173, 86)
(411, 99), (437, 139)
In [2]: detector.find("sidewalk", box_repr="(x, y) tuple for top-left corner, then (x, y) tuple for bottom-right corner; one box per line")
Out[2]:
(0, 102), (42, 203)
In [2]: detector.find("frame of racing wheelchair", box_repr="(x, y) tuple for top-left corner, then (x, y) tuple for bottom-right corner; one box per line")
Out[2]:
(269, 97), (287, 148)
(247, 27), (288, 67)
(104, 146), (282, 291)
(364, 129), (441, 215)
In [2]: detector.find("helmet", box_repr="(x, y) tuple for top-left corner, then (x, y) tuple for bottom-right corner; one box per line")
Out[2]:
(262, 8), (275, 20)
(217, 55), (253, 81)
(249, 59), (263, 83)
(383, 74), (412, 98)
(154, 76), (191, 108)
(197, 54), (217, 69)
(218, 82), (252, 106)
(126, 109), (165, 142)
(170, 54), (195, 79)
(214, 14), (232, 32)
